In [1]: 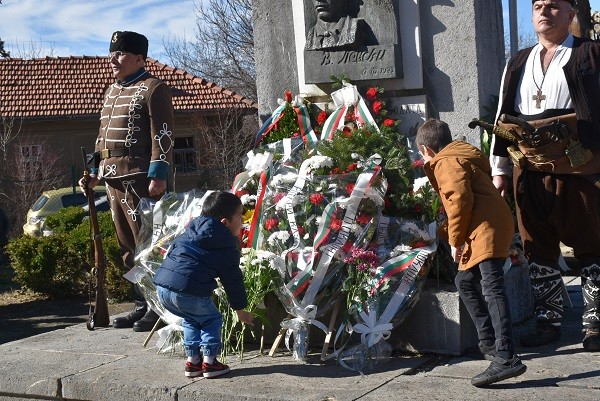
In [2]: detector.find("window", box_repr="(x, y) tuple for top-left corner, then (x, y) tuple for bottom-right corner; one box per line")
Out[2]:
(173, 136), (197, 174)
(20, 144), (42, 180)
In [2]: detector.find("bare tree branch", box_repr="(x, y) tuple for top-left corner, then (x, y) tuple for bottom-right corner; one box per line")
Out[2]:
(164, 0), (256, 99)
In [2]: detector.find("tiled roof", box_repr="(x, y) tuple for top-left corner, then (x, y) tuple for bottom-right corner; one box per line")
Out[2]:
(0, 56), (257, 120)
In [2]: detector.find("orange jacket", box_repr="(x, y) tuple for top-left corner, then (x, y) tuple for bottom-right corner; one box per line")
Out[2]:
(423, 141), (514, 270)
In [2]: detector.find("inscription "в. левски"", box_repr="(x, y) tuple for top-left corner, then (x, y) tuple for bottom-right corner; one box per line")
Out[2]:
(320, 48), (387, 66)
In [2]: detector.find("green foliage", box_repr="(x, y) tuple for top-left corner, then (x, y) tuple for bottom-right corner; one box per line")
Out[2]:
(262, 102), (301, 145)
(5, 210), (130, 300)
(44, 206), (87, 233)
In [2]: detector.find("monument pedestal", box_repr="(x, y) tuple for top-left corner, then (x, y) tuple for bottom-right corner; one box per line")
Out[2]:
(392, 265), (533, 356)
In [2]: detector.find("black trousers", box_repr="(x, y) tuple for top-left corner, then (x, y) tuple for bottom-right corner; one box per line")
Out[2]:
(455, 258), (515, 358)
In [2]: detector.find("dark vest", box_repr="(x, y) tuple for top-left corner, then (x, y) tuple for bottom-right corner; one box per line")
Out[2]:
(493, 37), (600, 157)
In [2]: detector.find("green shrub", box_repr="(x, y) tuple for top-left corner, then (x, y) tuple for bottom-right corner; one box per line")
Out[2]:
(44, 206), (87, 233)
(6, 210), (132, 300)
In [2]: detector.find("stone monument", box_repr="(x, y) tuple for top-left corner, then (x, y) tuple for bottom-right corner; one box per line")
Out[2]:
(253, 0), (532, 355)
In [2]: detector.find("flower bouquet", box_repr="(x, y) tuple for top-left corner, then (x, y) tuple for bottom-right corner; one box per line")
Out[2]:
(334, 217), (438, 371)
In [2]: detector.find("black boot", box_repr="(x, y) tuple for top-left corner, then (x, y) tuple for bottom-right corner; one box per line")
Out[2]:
(132, 308), (164, 332)
(112, 300), (147, 329)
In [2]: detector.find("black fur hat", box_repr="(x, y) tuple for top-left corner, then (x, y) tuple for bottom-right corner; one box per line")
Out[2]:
(531, 0), (575, 5)
(109, 31), (148, 58)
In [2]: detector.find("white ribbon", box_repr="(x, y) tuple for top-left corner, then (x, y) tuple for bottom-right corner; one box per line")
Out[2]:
(352, 309), (393, 348)
(281, 304), (328, 351)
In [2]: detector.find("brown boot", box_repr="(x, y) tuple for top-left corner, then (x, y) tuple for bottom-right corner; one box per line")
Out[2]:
(520, 322), (561, 347)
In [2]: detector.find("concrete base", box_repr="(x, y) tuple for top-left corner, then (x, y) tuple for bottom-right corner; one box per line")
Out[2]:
(392, 265), (533, 356)
(260, 264), (533, 356)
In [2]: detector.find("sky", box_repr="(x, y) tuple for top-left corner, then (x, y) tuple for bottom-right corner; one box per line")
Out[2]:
(1, 0), (600, 60)
(0, 0), (199, 61)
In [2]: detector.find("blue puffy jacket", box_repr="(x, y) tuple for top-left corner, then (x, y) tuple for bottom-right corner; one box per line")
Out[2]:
(153, 216), (247, 310)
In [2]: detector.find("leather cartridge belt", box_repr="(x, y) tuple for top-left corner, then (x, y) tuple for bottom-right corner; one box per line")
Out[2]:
(99, 147), (151, 159)
(496, 113), (600, 176)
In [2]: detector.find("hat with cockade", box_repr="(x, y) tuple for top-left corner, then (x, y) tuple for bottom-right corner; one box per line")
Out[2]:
(109, 31), (148, 58)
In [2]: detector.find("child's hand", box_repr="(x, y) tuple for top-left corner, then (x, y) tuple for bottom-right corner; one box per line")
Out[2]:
(236, 309), (254, 326)
(451, 244), (464, 263)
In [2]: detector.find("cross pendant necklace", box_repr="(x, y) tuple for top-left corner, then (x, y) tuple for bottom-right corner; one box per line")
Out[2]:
(531, 47), (558, 109)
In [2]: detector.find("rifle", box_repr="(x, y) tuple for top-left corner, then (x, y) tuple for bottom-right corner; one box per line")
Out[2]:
(81, 148), (110, 330)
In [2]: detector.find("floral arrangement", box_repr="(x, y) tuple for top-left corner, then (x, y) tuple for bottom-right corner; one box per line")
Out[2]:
(229, 82), (444, 363)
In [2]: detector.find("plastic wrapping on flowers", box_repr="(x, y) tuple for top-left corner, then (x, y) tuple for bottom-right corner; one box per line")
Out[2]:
(333, 217), (438, 371)
(252, 153), (387, 360)
(127, 189), (208, 355)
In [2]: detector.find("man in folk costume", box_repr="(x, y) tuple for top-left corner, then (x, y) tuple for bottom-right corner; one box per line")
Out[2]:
(491, 0), (600, 351)
(80, 31), (174, 332)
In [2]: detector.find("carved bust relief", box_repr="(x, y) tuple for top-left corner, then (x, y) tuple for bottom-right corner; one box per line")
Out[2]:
(305, 0), (366, 51)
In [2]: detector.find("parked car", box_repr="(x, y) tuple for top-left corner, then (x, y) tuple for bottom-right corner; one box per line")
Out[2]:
(23, 186), (109, 236)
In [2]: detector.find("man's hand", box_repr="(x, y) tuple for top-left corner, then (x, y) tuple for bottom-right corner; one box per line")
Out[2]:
(451, 244), (464, 263)
(148, 179), (166, 197)
(78, 175), (99, 197)
(235, 309), (254, 326)
(492, 175), (509, 197)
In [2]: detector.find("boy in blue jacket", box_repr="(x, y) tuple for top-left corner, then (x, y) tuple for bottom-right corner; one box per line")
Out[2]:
(154, 191), (253, 378)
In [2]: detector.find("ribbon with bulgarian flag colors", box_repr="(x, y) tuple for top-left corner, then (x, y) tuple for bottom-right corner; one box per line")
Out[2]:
(320, 83), (380, 141)
(254, 90), (317, 147)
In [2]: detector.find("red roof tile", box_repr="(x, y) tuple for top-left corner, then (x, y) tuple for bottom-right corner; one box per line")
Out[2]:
(0, 56), (257, 120)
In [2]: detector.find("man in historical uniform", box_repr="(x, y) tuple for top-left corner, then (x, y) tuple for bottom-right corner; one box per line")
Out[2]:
(80, 31), (174, 332)
(305, 0), (366, 51)
(490, 1), (600, 351)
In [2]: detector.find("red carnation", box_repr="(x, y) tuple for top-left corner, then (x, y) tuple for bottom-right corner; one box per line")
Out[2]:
(273, 192), (285, 203)
(342, 242), (353, 253)
(372, 101), (383, 115)
(317, 111), (328, 125)
(346, 163), (358, 172)
(345, 183), (355, 195)
(309, 193), (325, 205)
(330, 167), (341, 175)
(284, 90), (293, 102)
(264, 218), (279, 231)
(357, 212), (372, 224)
(383, 118), (395, 127)
(330, 218), (343, 231)
(413, 241), (428, 248)
(366, 87), (378, 101)
(298, 226), (306, 236)
(384, 197), (392, 209)
(342, 126), (353, 138)
(415, 204), (423, 213)
(236, 189), (249, 197)
(413, 159), (425, 168)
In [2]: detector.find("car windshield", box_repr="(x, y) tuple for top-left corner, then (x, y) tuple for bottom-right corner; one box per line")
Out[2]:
(31, 195), (49, 212)
(61, 193), (88, 208)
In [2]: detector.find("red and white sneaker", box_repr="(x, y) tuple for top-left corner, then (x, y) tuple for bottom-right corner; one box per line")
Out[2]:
(202, 359), (230, 378)
(184, 360), (203, 378)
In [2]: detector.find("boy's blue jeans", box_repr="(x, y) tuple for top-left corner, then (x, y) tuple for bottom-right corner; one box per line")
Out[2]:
(156, 286), (222, 358)
(454, 258), (515, 359)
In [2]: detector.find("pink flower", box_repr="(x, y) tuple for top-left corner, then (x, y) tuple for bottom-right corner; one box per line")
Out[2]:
(366, 87), (378, 101)
(309, 193), (325, 205)
(264, 218), (279, 231)
(273, 192), (285, 203)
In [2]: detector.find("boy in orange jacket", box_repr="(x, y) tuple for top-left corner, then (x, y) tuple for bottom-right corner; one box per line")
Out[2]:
(417, 119), (526, 387)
